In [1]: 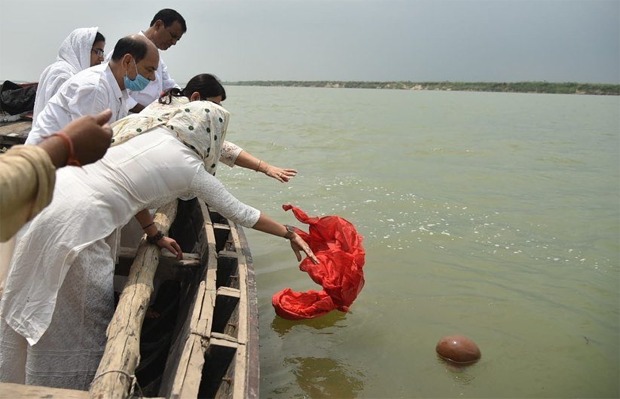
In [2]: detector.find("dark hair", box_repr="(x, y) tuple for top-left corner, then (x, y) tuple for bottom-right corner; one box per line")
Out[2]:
(110, 36), (148, 62)
(159, 74), (226, 104)
(93, 32), (105, 44)
(150, 9), (187, 32)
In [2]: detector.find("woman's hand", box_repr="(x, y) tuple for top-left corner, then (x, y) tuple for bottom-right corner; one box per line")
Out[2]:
(289, 233), (319, 264)
(263, 164), (297, 183)
(156, 236), (183, 260)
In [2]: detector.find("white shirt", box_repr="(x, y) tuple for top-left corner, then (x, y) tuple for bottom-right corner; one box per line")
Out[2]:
(26, 63), (128, 145)
(2, 128), (260, 345)
(126, 31), (179, 110)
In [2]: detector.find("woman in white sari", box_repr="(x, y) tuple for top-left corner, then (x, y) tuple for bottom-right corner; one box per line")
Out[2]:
(32, 27), (106, 119)
(0, 83), (317, 390)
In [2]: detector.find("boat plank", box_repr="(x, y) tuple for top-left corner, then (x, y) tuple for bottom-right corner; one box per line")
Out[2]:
(229, 223), (249, 346)
(160, 202), (219, 397)
(158, 281), (206, 396)
(89, 201), (178, 399)
(176, 335), (206, 398)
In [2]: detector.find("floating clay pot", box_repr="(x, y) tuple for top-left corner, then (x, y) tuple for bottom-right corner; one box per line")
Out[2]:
(436, 335), (481, 365)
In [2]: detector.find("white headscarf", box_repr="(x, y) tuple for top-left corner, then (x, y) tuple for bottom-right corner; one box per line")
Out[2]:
(32, 27), (99, 118)
(111, 97), (230, 175)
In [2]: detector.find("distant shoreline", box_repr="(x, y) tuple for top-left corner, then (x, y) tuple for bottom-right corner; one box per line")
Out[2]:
(224, 81), (620, 96)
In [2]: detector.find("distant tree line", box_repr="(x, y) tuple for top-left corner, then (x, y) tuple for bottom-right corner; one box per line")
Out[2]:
(225, 81), (620, 95)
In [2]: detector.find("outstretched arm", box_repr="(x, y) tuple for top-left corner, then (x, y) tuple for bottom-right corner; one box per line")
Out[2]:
(190, 166), (317, 263)
(235, 150), (297, 183)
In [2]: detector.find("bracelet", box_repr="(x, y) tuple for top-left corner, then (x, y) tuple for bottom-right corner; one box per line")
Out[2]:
(141, 222), (154, 230)
(255, 159), (262, 172)
(54, 131), (81, 166)
(147, 230), (164, 244)
(283, 224), (295, 240)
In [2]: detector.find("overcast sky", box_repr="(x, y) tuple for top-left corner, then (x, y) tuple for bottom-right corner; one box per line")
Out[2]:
(0, 0), (618, 84)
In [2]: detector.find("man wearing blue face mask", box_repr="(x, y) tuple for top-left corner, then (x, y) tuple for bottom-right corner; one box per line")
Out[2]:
(26, 35), (159, 145)
(124, 58), (152, 92)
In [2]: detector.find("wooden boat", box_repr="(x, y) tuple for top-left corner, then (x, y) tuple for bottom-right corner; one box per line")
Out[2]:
(100, 198), (260, 398)
(0, 186), (260, 398)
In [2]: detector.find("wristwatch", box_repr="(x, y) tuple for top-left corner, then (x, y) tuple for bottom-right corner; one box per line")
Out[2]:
(283, 224), (295, 239)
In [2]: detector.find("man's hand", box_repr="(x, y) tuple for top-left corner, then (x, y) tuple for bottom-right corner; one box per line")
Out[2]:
(63, 109), (113, 165)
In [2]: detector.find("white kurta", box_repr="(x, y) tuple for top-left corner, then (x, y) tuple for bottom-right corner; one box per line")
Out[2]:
(26, 63), (128, 145)
(126, 31), (179, 110)
(32, 27), (98, 120)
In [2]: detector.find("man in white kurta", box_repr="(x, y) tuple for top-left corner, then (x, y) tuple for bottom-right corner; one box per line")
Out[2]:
(125, 9), (187, 112)
(26, 34), (160, 145)
(32, 27), (102, 120)
(26, 63), (126, 145)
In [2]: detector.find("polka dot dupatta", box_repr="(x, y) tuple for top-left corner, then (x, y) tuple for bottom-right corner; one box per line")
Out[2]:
(111, 97), (229, 175)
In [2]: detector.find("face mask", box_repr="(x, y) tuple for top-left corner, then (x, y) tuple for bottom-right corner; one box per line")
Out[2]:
(123, 59), (150, 91)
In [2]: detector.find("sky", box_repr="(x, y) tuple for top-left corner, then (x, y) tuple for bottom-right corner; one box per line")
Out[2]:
(0, 0), (618, 84)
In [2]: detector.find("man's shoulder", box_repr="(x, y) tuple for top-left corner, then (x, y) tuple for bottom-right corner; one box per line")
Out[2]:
(55, 66), (118, 104)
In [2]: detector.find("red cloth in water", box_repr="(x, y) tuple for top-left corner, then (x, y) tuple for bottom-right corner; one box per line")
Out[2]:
(272, 205), (366, 320)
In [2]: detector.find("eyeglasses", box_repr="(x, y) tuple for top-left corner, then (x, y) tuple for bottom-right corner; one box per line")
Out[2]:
(91, 48), (105, 57)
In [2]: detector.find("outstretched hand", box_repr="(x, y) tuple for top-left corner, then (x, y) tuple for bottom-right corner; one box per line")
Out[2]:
(263, 164), (297, 183)
(289, 233), (319, 264)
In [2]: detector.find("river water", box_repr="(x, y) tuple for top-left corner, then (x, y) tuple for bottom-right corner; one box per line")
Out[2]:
(217, 86), (619, 398)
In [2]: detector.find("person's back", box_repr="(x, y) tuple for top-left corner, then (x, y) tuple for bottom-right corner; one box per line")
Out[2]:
(32, 28), (105, 119)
